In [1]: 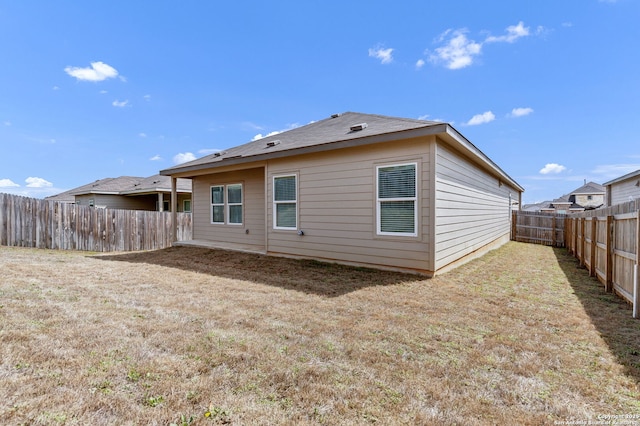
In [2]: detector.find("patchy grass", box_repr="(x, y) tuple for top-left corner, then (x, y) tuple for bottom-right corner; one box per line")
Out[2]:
(0, 242), (638, 425)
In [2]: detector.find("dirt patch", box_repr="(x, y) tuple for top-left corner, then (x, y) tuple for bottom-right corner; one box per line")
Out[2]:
(0, 242), (638, 425)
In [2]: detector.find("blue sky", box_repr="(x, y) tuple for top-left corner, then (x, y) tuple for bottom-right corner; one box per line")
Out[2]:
(1, 0), (638, 204)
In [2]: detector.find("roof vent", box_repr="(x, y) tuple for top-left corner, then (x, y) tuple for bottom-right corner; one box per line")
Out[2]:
(213, 151), (226, 157)
(331, 113), (341, 118)
(266, 139), (281, 148)
(350, 123), (368, 132)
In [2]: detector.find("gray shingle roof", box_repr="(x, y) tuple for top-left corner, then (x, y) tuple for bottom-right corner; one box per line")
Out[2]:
(46, 174), (191, 202)
(159, 111), (523, 194)
(161, 112), (443, 174)
(570, 181), (604, 195)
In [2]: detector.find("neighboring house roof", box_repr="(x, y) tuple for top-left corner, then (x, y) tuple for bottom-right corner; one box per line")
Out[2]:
(160, 111), (524, 192)
(525, 181), (605, 212)
(46, 174), (192, 202)
(570, 181), (605, 195)
(603, 169), (640, 186)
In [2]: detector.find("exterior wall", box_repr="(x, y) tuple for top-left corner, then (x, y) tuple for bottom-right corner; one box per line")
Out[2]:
(191, 167), (265, 251)
(265, 137), (434, 274)
(574, 194), (604, 209)
(434, 141), (517, 272)
(608, 179), (640, 206)
(75, 193), (191, 211)
(75, 194), (156, 210)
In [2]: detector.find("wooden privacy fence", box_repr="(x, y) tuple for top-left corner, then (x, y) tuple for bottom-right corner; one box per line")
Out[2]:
(565, 200), (640, 318)
(0, 193), (192, 252)
(511, 211), (566, 247)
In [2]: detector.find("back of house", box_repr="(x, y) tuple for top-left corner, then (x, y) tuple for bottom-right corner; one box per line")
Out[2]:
(161, 112), (523, 275)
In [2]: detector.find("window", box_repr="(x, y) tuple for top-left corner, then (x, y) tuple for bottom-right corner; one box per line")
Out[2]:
(227, 184), (243, 224)
(211, 186), (225, 223)
(587, 195), (593, 200)
(377, 163), (417, 236)
(183, 200), (191, 212)
(273, 175), (297, 229)
(210, 184), (243, 225)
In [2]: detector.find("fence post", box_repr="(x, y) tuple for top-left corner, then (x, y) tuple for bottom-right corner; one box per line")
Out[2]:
(573, 218), (579, 259)
(580, 218), (586, 267)
(590, 217), (597, 277)
(634, 210), (639, 319)
(551, 215), (557, 247)
(511, 211), (516, 241)
(606, 215), (614, 293)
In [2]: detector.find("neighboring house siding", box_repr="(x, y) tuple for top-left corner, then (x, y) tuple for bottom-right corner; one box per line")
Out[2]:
(574, 194), (604, 208)
(434, 142), (515, 271)
(75, 194), (157, 210)
(609, 179), (640, 206)
(192, 167), (265, 251)
(265, 137), (434, 273)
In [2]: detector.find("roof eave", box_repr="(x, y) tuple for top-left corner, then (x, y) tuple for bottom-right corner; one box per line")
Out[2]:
(160, 124), (450, 177)
(160, 122), (524, 194)
(439, 125), (525, 193)
(603, 169), (640, 186)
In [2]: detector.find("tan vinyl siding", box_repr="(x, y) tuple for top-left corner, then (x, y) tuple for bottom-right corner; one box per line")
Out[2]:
(266, 137), (433, 273)
(191, 167), (265, 250)
(609, 179), (640, 206)
(434, 141), (516, 270)
(75, 194), (156, 210)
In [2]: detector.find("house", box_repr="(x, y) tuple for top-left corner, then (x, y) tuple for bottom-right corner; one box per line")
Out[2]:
(160, 112), (523, 276)
(603, 169), (640, 206)
(46, 174), (192, 212)
(525, 181), (605, 214)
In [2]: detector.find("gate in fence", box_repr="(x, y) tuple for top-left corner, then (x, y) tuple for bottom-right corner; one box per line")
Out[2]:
(511, 211), (566, 247)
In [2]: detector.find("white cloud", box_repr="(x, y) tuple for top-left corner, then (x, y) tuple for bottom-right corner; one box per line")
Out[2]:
(540, 163), (567, 175)
(52, 86), (60, 91)
(25, 177), (53, 188)
(252, 130), (283, 141)
(99, 90), (108, 94)
(0, 178), (19, 188)
(509, 107), (534, 118)
(485, 21), (530, 43)
(252, 123), (300, 141)
(368, 46), (394, 64)
(150, 154), (162, 161)
(3, 121), (11, 126)
(139, 133), (147, 138)
(466, 111), (495, 126)
(427, 22), (533, 70)
(64, 61), (119, 82)
(415, 59), (425, 69)
(143, 94), (151, 101)
(429, 29), (482, 70)
(591, 163), (640, 179)
(112, 99), (129, 108)
(417, 114), (430, 120)
(173, 152), (197, 164)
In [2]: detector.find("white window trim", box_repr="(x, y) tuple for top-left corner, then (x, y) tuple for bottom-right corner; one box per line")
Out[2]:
(210, 184), (243, 225)
(211, 185), (225, 224)
(273, 174), (298, 230)
(226, 183), (243, 226)
(376, 162), (418, 237)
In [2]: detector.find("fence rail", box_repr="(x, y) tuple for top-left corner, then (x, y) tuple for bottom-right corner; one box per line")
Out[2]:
(564, 200), (640, 318)
(511, 211), (566, 247)
(0, 192), (192, 252)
